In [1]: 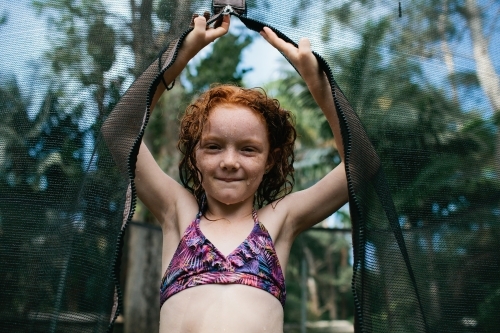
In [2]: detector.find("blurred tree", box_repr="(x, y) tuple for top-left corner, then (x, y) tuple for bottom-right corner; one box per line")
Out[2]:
(30, 0), (256, 331)
(264, 59), (352, 323)
(0, 75), (102, 328)
(273, 1), (500, 328)
(32, 0), (117, 118)
(315, 1), (500, 330)
(185, 33), (252, 94)
(0, 11), (7, 25)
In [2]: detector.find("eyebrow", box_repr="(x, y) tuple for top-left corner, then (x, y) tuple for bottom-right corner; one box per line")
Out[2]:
(200, 134), (267, 147)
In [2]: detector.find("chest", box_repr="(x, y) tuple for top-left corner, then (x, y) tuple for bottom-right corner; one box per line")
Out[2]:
(198, 219), (256, 257)
(196, 217), (291, 278)
(162, 210), (292, 277)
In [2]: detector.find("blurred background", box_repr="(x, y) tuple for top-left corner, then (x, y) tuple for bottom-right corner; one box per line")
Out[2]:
(1, 0), (499, 332)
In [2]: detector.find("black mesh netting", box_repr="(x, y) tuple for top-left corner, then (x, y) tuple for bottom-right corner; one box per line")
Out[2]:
(1, 0), (499, 332)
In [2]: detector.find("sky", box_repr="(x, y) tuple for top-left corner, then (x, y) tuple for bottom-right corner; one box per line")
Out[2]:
(0, 1), (289, 92)
(3, 1), (498, 234)
(2, 0), (499, 124)
(0, 2), (50, 88)
(0, 1), (351, 230)
(0, 0), (299, 136)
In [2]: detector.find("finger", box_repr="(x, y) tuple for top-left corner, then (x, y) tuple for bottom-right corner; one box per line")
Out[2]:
(190, 14), (199, 27)
(260, 27), (296, 54)
(193, 15), (207, 31)
(217, 14), (230, 31)
(298, 37), (311, 53)
(260, 27), (288, 49)
(203, 11), (211, 22)
(207, 15), (230, 39)
(260, 27), (278, 46)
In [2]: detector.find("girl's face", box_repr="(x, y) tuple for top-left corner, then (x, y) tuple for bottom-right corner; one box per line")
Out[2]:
(196, 104), (271, 206)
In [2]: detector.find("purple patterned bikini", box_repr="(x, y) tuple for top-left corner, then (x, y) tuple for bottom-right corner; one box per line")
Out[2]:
(160, 209), (286, 308)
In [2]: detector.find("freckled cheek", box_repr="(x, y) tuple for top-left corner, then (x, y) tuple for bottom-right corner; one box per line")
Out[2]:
(196, 155), (219, 174)
(245, 165), (266, 187)
(245, 175), (263, 188)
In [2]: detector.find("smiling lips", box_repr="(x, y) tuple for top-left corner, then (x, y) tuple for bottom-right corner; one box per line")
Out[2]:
(217, 177), (241, 182)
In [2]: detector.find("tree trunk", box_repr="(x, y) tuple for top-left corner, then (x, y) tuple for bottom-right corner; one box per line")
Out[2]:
(326, 246), (338, 320)
(464, 0), (500, 111)
(438, 0), (458, 103)
(463, 0), (500, 172)
(304, 246), (321, 318)
(124, 223), (162, 333)
(130, 0), (155, 76)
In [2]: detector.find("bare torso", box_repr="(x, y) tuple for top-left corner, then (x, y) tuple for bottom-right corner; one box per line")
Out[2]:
(160, 285), (284, 333)
(159, 205), (292, 333)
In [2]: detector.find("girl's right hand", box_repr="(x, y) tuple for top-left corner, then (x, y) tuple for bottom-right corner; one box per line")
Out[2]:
(149, 13), (229, 110)
(183, 14), (230, 58)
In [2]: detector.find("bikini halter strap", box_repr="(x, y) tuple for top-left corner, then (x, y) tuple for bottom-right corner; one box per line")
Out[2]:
(251, 209), (259, 224)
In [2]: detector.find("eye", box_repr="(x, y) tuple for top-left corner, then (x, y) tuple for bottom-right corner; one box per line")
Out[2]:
(242, 146), (257, 152)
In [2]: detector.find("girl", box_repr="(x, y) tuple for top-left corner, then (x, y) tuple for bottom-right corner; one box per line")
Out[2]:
(136, 14), (348, 333)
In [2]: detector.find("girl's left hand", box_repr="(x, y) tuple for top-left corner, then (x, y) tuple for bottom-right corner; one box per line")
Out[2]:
(260, 27), (319, 80)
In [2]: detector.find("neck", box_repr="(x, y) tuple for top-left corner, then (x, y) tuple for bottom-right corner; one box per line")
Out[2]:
(204, 196), (254, 223)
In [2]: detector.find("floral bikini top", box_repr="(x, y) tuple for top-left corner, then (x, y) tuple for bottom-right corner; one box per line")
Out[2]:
(160, 209), (286, 308)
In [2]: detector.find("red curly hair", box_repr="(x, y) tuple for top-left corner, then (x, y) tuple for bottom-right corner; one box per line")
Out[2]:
(178, 84), (296, 208)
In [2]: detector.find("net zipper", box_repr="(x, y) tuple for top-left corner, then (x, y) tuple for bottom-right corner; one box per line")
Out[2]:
(221, 4), (235, 15)
(108, 8), (231, 330)
(105, 26), (195, 333)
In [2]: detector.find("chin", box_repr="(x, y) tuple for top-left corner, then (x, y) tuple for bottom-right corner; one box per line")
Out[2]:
(218, 198), (245, 206)
(213, 194), (252, 206)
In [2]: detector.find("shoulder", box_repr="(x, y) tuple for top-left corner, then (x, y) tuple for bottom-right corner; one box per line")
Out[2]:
(161, 189), (200, 237)
(258, 164), (348, 241)
(256, 200), (292, 246)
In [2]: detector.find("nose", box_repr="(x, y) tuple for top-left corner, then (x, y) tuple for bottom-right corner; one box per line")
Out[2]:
(220, 149), (240, 170)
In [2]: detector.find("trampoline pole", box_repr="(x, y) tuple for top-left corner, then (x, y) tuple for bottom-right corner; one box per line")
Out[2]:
(49, 222), (75, 333)
(49, 249), (71, 333)
(301, 255), (307, 333)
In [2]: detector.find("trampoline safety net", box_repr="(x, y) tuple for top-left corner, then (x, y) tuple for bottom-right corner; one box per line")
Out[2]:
(1, 0), (499, 332)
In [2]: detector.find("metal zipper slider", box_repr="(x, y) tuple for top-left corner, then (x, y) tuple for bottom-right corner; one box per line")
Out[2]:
(221, 5), (234, 15)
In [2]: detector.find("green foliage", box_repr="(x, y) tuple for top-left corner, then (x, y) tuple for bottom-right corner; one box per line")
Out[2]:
(86, 18), (116, 72)
(285, 231), (354, 323)
(0, 76), (84, 315)
(0, 11), (7, 25)
(186, 32), (253, 94)
(269, 1), (500, 327)
(315, 1), (500, 330)
(156, 0), (177, 22)
(0, 74), (128, 326)
(478, 287), (500, 331)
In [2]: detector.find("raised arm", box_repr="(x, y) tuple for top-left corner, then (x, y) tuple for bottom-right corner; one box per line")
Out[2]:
(260, 28), (343, 159)
(135, 15), (230, 224)
(150, 15), (230, 111)
(260, 27), (348, 236)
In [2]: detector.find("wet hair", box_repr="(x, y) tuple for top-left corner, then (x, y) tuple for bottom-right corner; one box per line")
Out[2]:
(178, 84), (297, 208)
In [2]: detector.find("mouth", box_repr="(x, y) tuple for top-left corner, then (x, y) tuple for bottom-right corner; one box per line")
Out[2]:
(216, 178), (241, 182)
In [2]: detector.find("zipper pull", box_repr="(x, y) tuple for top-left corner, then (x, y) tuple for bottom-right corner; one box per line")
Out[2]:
(221, 5), (234, 15)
